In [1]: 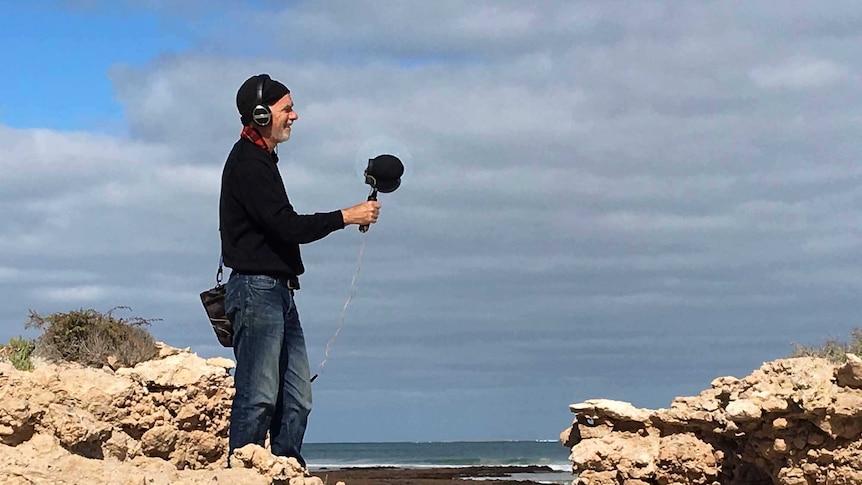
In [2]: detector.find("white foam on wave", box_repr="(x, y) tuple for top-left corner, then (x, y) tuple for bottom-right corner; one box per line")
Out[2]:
(462, 471), (575, 484)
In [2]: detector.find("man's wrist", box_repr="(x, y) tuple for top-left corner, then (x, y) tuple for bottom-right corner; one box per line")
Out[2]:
(340, 209), (353, 226)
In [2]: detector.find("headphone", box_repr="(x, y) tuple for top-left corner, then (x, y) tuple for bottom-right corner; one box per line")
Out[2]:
(251, 74), (272, 127)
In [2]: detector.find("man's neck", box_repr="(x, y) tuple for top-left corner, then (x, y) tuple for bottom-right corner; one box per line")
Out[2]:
(241, 126), (276, 153)
(262, 136), (277, 153)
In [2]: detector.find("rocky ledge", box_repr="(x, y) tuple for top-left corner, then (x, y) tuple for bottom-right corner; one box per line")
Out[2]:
(561, 355), (862, 485)
(0, 343), (329, 485)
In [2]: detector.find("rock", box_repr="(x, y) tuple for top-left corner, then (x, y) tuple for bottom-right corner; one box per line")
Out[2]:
(155, 342), (185, 359)
(0, 341), (301, 484)
(43, 403), (111, 449)
(102, 430), (141, 460)
(140, 425), (179, 458)
(231, 444), (307, 482)
(116, 353), (228, 389)
(570, 399), (651, 423)
(0, 397), (32, 445)
(575, 469), (619, 485)
(835, 353), (862, 388)
(563, 356), (862, 485)
(778, 466), (808, 485)
(829, 387), (862, 419)
(655, 433), (719, 484)
(560, 425), (581, 448)
(725, 399), (762, 422)
(206, 357), (236, 370)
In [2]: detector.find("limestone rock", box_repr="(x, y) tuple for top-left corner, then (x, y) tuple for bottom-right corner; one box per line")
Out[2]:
(140, 425), (179, 458)
(0, 397), (33, 446)
(231, 444), (307, 482)
(654, 433), (719, 484)
(570, 399), (651, 423)
(116, 352), (229, 389)
(0, 342), (309, 484)
(563, 356), (862, 485)
(835, 353), (862, 388)
(725, 398), (762, 422)
(42, 403), (111, 449)
(206, 356), (236, 370)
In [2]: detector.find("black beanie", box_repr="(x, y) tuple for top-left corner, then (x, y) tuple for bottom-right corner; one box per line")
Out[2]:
(236, 74), (291, 125)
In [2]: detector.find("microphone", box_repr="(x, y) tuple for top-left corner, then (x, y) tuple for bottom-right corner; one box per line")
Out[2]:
(360, 154), (403, 232)
(364, 154), (404, 193)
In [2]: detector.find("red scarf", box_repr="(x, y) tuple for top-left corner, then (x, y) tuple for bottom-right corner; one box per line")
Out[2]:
(240, 126), (277, 162)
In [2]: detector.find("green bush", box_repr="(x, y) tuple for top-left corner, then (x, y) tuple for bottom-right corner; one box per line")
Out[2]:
(26, 307), (159, 368)
(791, 328), (862, 364)
(5, 336), (36, 371)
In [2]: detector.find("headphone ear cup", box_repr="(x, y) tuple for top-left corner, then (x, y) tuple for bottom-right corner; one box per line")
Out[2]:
(251, 74), (272, 126)
(252, 104), (272, 126)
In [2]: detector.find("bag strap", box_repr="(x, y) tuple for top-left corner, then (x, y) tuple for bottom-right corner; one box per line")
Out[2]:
(216, 255), (224, 287)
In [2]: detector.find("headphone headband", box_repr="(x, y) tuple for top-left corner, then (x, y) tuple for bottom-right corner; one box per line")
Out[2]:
(256, 77), (264, 105)
(251, 74), (272, 127)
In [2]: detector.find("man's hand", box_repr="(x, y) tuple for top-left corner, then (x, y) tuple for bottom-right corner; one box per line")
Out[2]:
(341, 200), (381, 226)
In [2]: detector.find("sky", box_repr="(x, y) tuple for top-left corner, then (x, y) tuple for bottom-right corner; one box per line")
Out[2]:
(1, 1), (861, 444)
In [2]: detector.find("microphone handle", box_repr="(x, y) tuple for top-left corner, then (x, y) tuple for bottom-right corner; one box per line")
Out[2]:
(359, 190), (378, 233)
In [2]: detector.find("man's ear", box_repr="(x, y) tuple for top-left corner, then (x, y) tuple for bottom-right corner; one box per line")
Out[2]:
(257, 118), (272, 134)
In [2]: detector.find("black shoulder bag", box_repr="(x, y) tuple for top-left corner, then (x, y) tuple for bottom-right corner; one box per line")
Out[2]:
(199, 258), (233, 347)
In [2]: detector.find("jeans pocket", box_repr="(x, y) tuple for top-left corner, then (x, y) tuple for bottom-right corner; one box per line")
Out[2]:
(248, 275), (277, 290)
(226, 277), (240, 309)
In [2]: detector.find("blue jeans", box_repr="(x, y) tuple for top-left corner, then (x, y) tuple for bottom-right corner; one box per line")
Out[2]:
(225, 273), (312, 467)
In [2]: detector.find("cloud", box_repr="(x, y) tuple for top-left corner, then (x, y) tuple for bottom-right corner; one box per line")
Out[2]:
(750, 57), (853, 89)
(0, 267), (98, 284)
(3, 1), (862, 441)
(36, 285), (109, 303)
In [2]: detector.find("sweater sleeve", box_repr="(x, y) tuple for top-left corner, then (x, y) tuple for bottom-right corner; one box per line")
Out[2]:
(235, 159), (345, 244)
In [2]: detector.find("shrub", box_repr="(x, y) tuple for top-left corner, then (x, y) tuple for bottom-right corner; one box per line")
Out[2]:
(846, 328), (862, 356)
(5, 336), (36, 371)
(26, 307), (159, 368)
(791, 328), (862, 364)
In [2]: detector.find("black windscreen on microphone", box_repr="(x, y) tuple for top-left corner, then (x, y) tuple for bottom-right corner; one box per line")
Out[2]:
(365, 154), (404, 193)
(367, 154), (404, 180)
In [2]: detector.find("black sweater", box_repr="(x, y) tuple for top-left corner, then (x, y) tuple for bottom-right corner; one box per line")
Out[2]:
(219, 138), (344, 277)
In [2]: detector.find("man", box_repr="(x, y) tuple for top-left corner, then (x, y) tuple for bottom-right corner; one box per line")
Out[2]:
(220, 73), (380, 466)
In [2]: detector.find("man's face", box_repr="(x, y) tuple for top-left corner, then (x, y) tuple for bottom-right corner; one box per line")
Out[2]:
(266, 93), (298, 144)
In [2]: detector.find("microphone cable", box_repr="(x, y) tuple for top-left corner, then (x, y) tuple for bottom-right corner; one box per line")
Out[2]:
(311, 231), (369, 382)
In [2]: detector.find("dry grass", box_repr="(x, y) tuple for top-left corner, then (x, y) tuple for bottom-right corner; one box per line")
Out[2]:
(791, 328), (862, 364)
(26, 307), (160, 368)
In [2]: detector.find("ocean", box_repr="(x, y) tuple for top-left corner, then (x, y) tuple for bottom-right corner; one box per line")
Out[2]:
(304, 440), (574, 484)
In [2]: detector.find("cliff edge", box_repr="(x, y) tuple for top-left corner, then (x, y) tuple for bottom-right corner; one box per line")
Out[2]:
(0, 342), (327, 485)
(561, 355), (862, 485)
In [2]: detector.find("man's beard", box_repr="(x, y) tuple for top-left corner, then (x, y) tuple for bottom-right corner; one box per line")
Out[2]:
(272, 125), (291, 143)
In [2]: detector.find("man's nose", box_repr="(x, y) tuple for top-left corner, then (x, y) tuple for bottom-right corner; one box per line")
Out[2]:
(290, 111), (299, 121)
